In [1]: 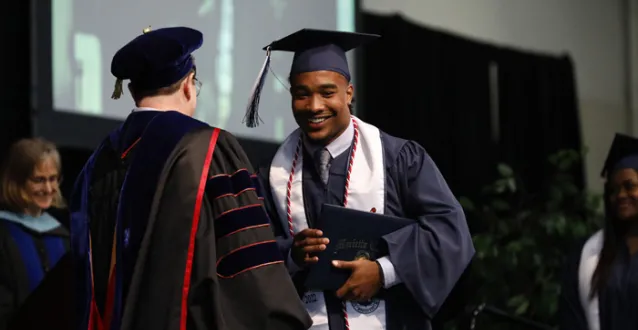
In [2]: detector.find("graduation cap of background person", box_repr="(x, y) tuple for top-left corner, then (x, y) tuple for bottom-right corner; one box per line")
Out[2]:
(600, 133), (638, 178)
(243, 28), (380, 128)
(110, 26), (203, 100)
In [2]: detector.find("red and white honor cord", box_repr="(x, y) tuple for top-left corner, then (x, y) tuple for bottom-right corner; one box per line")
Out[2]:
(286, 118), (360, 329)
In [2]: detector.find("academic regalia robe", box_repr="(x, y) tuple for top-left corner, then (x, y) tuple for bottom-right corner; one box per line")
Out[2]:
(70, 110), (312, 330)
(559, 231), (638, 330)
(0, 211), (69, 330)
(259, 130), (475, 330)
(8, 252), (73, 330)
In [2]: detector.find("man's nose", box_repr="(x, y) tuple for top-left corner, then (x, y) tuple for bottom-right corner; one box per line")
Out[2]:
(309, 96), (326, 112)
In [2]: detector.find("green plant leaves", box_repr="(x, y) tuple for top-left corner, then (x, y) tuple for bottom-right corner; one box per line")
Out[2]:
(507, 295), (530, 315)
(490, 199), (510, 211)
(498, 163), (514, 177)
(452, 149), (602, 329)
(459, 196), (476, 211)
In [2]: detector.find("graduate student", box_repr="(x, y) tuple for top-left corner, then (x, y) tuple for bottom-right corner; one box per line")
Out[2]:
(69, 26), (311, 330)
(0, 138), (68, 330)
(252, 29), (475, 330)
(559, 133), (638, 330)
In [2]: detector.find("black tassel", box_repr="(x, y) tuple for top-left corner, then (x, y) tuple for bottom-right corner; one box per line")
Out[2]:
(244, 47), (272, 128)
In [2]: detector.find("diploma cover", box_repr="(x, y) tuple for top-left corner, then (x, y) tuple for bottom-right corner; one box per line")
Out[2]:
(304, 204), (413, 291)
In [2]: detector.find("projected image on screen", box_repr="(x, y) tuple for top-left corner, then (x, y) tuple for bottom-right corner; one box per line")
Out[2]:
(52, 0), (355, 142)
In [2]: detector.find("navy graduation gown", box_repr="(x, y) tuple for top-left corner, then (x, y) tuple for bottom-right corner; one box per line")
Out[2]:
(8, 252), (73, 330)
(559, 239), (638, 330)
(70, 110), (311, 330)
(0, 215), (69, 329)
(260, 131), (475, 330)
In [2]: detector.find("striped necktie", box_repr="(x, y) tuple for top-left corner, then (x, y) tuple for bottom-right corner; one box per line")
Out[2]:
(316, 148), (331, 185)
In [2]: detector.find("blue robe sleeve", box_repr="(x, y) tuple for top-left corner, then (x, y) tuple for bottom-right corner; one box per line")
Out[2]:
(382, 140), (475, 318)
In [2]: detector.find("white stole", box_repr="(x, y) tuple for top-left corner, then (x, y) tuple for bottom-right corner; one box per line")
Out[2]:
(578, 229), (602, 330)
(269, 116), (387, 330)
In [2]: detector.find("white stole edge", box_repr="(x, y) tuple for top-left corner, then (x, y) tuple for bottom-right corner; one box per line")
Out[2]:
(578, 229), (602, 330)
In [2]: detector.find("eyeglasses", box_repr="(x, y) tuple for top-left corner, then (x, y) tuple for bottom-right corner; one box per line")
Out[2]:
(194, 77), (202, 96)
(29, 175), (62, 186)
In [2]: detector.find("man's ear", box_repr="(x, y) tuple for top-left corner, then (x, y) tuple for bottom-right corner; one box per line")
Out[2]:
(346, 84), (354, 105)
(184, 73), (195, 100)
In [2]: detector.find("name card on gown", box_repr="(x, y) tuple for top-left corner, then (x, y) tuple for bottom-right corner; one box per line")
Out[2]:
(304, 204), (413, 291)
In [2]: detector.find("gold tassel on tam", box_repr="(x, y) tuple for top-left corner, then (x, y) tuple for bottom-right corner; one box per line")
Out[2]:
(111, 26), (151, 100)
(111, 78), (123, 100)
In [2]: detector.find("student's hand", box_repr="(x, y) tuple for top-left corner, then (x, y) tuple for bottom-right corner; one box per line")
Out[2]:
(291, 229), (329, 267)
(333, 259), (383, 301)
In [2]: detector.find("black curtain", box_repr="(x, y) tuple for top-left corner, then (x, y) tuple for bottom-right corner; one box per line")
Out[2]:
(359, 14), (497, 200)
(358, 14), (583, 326)
(496, 50), (584, 191)
(358, 13), (584, 201)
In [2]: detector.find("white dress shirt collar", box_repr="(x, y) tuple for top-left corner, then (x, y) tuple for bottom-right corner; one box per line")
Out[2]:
(303, 119), (354, 159)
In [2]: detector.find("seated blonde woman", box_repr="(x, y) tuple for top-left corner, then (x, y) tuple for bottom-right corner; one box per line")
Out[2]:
(0, 138), (69, 329)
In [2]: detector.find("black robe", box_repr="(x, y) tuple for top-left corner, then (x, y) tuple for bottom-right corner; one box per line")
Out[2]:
(559, 233), (638, 330)
(69, 110), (311, 330)
(259, 131), (475, 330)
(0, 215), (69, 330)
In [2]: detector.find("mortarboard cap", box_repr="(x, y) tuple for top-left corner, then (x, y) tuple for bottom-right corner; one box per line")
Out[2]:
(601, 133), (638, 178)
(243, 29), (380, 128)
(110, 26), (203, 100)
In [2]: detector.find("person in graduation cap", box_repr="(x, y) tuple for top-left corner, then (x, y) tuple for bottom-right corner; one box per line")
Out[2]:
(559, 133), (638, 330)
(251, 29), (475, 330)
(0, 138), (69, 329)
(68, 26), (312, 330)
